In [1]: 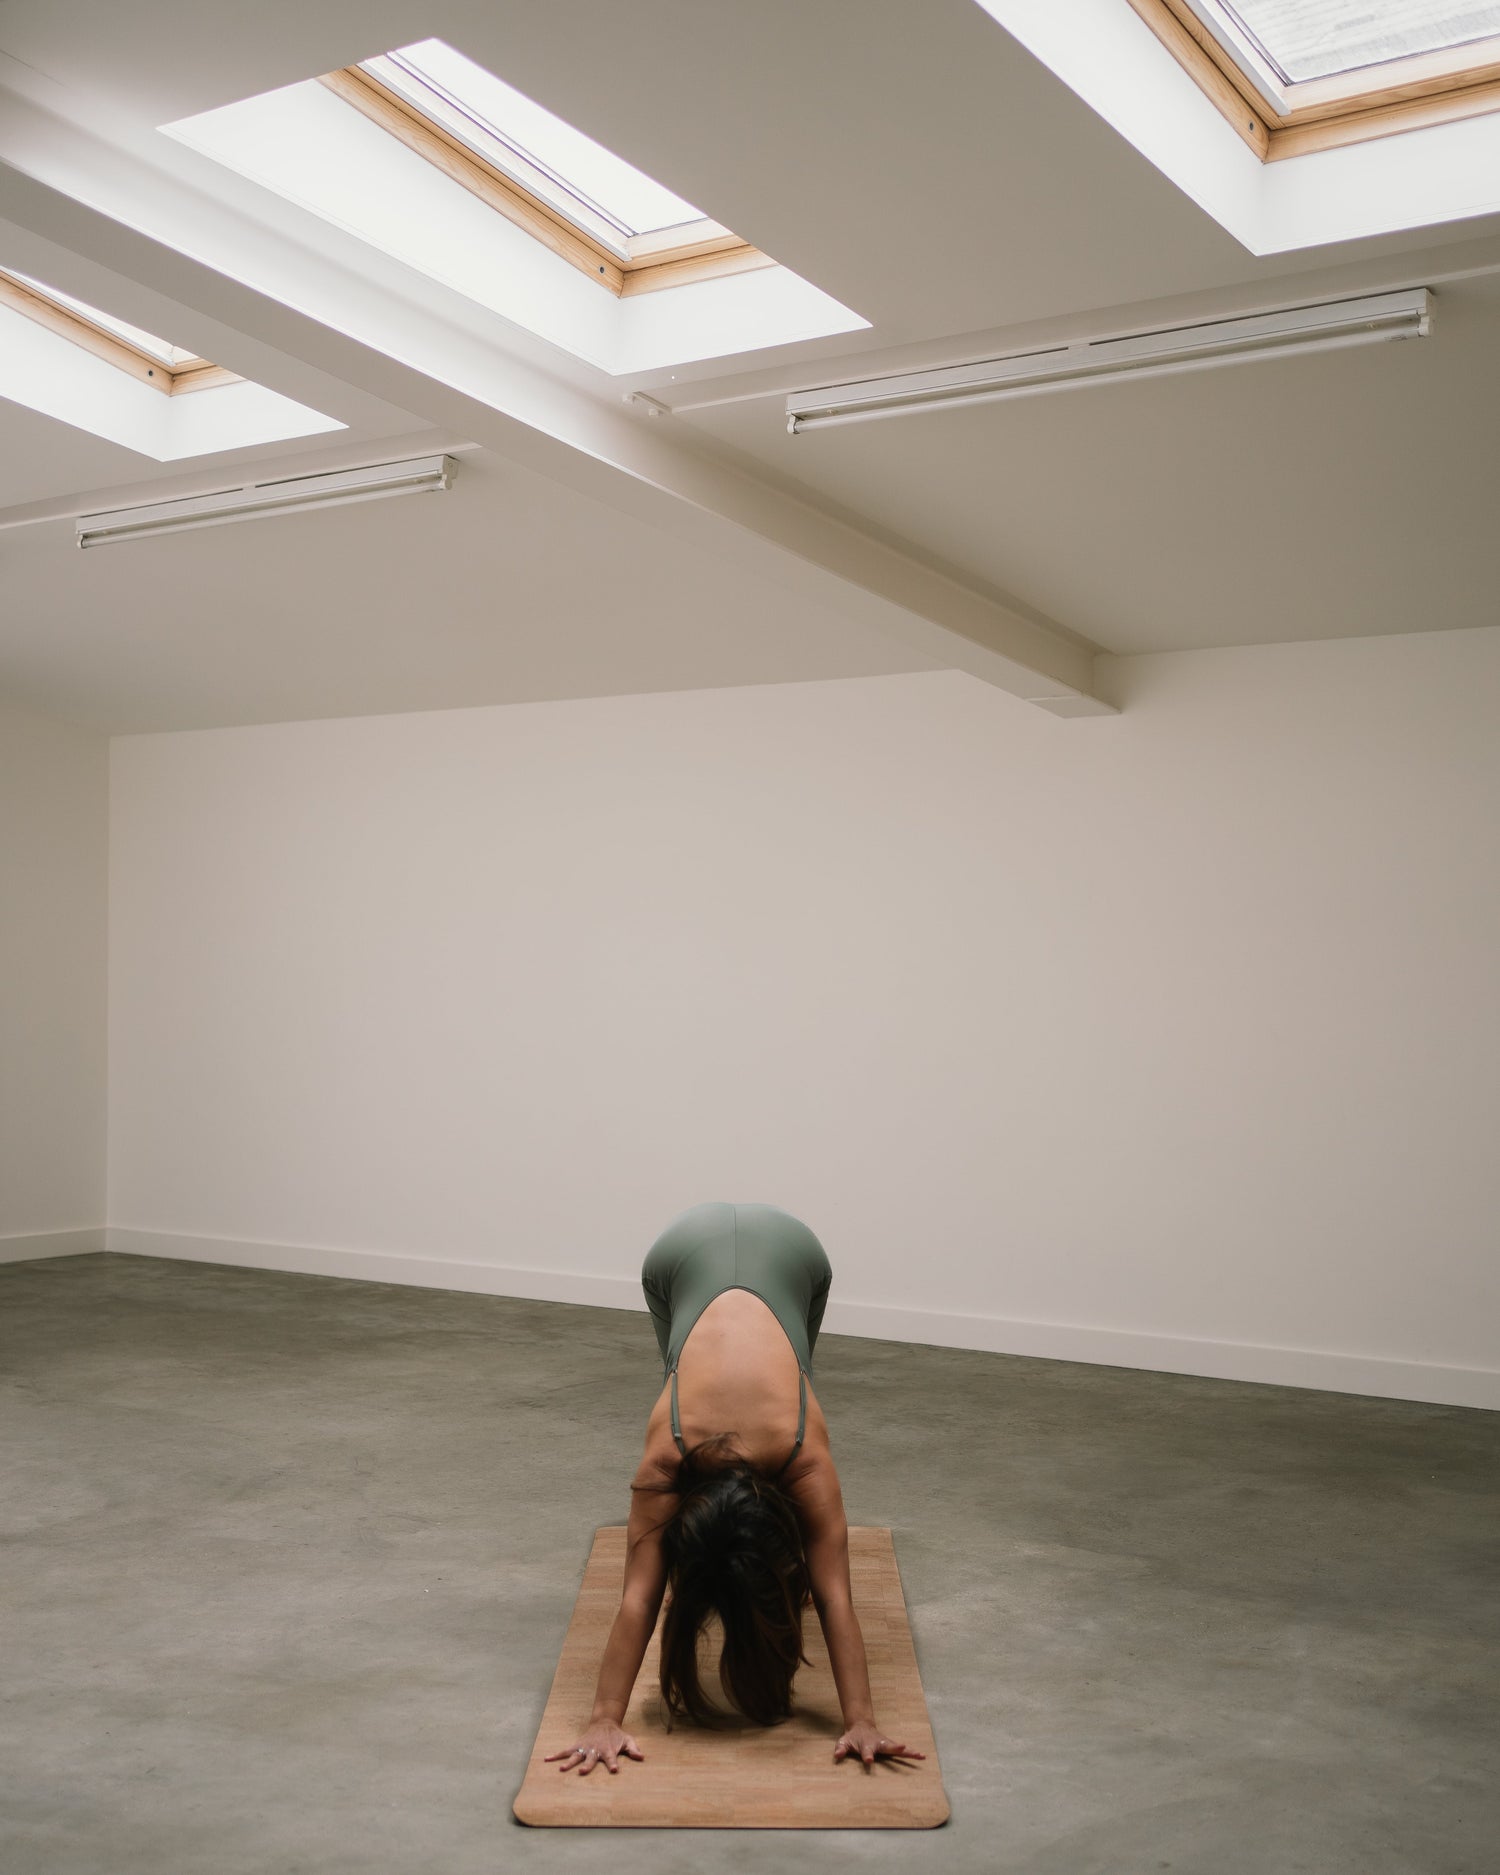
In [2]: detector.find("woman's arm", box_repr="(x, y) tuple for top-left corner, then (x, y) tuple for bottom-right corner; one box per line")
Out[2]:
(545, 1455), (675, 1776)
(791, 1454), (927, 1768)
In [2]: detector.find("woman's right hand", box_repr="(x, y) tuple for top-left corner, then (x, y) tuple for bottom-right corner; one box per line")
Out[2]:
(544, 1719), (645, 1775)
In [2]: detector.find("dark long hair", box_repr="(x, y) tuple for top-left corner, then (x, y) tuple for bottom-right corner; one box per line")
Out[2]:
(636, 1433), (811, 1727)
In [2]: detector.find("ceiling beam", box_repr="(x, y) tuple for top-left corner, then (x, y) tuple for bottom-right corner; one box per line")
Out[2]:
(0, 103), (1112, 716)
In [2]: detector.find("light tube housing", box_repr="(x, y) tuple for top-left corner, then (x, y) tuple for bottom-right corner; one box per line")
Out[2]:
(786, 290), (1432, 433)
(76, 454), (457, 548)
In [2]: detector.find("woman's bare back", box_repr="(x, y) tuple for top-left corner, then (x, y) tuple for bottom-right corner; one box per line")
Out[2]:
(645, 1288), (826, 1475)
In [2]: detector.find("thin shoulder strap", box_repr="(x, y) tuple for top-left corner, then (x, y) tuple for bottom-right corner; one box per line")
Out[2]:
(789, 1368), (808, 1463)
(669, 1367), (687, 1457)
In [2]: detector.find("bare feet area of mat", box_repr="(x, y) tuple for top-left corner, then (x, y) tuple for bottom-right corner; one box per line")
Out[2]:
(513, 1524), (949, 1829)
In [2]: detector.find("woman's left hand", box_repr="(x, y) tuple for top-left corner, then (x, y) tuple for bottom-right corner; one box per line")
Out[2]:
(834, 1719), (927, 1768)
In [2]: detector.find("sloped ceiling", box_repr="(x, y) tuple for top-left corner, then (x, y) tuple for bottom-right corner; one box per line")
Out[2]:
(2, 0), (1498, 730)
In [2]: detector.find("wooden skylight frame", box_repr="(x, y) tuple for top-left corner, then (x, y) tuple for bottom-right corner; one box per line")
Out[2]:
(1125, 0), (1500, 159)
(318, 64), (774, 297)
(0, 270), (240, 394)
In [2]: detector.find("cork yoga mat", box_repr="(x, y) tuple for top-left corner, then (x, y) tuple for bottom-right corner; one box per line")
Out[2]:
(513, 1524), (948, 1829)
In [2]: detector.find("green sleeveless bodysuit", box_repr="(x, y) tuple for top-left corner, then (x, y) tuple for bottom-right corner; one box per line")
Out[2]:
(640, 1202), (834, 1464)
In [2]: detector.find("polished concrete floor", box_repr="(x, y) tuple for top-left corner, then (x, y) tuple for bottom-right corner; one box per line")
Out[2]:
(2, 1251), (1496, 1874)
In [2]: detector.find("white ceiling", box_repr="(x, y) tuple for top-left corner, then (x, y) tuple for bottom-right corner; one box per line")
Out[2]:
(0, 398), (150, 513)
(2, 0), (1499, 731)
(0, 452), (934, 735)
(682, 274), (1500, 656)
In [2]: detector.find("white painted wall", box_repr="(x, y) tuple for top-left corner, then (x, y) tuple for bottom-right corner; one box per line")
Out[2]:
(107, 630), (1500, 1404)
(0, 696), (108, 1258)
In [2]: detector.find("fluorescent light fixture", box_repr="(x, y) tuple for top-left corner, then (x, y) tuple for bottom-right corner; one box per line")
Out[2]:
(786, 290), (1432, 433)
(76, 454), (456, 548)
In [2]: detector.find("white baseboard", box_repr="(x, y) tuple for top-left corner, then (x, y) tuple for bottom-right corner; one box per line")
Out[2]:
(106, 1228), (646, 1312)
(826, 1298), (1499, 1410)
(104, 1226), (1498, 1411)
(0, 1227), (106, 1264)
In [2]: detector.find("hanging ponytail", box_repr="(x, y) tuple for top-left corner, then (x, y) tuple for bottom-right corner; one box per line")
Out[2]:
(636, 1433), (811, 1726)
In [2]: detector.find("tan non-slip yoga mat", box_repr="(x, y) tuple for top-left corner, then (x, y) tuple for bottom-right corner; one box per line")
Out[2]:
(513, 1524), (948, 1829)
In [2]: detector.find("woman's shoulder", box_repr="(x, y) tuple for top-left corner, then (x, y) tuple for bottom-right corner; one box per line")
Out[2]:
(634, 1387), (682, 1488)
(777, 1433), (840, 1508)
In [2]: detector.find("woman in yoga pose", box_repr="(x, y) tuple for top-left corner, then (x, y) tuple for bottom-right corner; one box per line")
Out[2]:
(546, 1201), (925, 1776)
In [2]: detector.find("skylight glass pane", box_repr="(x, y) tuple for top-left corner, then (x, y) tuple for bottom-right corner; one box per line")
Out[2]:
(10, 272), (199, 364)
(384, 39), (704, 237)
(1219, 1), (1500, 82)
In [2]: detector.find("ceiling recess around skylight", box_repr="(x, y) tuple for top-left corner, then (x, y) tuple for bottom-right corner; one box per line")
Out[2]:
(976, 0), (1500, 251)
(1221, 1), (1500, 83)
(160, 42), (867, 375)
(0, 267), (345, 458)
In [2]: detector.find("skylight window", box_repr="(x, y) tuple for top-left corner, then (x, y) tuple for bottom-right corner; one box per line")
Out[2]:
(372, 40), (701, 245)
(1125, 0), (1500, 157)
(319, 39), (768, 296)
(1223, 1), (1500, 82)
(0, 267), (344, 458)
(161, 45), (867, 374)
(0, 269), (230, 390)
(9, 274), (203, 366)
